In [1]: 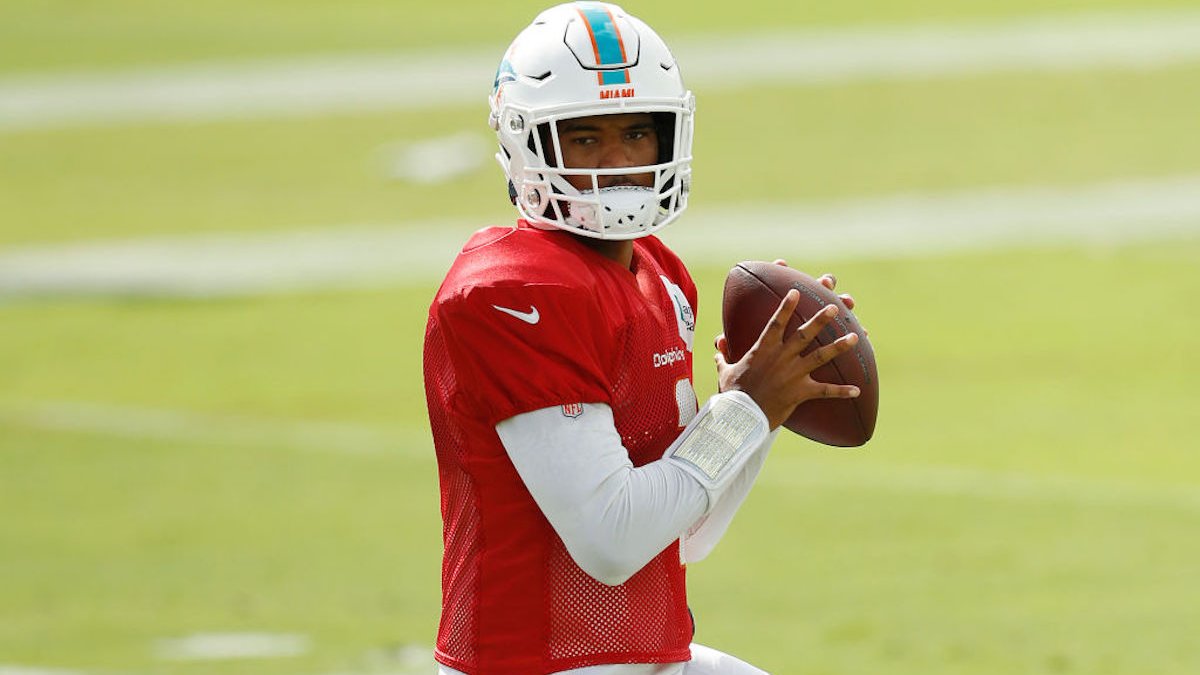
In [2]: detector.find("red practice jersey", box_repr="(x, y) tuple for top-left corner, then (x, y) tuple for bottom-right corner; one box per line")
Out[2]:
(423, 221), (699, 674)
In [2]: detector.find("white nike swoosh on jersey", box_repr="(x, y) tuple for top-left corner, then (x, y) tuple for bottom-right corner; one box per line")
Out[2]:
(492, 304), (540, 324)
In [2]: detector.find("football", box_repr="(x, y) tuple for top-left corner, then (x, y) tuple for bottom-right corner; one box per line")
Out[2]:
(721, 261), (879, 447)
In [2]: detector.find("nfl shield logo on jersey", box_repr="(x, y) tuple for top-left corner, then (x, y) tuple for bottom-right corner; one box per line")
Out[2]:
(561, 403), (584, 418)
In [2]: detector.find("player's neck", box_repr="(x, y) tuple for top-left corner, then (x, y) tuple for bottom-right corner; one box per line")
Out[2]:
(578, 237), (634, 270)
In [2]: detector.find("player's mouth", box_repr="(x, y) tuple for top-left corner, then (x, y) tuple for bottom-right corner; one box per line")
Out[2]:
(598, 174), (653, 189)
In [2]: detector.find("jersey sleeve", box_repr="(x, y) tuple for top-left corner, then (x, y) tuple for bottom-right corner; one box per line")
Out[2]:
(436, 282), (616, 425)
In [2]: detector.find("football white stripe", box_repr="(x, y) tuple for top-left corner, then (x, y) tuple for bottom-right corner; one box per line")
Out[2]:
(2, 10), (1200, 131)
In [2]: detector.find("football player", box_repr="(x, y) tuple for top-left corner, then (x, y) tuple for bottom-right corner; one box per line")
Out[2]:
(423, 3), (861, 673)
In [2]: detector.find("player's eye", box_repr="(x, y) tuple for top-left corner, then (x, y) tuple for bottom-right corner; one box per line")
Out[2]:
(629, 127), (659, 145)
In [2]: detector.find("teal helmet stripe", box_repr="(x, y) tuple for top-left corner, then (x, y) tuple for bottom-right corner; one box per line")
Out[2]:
(579, 4), (627, 66)
(599, 69), (629, 85)
(577, 3), (631, 84)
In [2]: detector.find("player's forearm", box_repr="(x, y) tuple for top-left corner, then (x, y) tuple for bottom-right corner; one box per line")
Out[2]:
(498, 403), (708, 585)
(497, 392), (772, 586)
(681, 427), (778, 563)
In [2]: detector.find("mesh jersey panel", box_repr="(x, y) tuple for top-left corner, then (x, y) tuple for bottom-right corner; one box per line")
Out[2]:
(423, 225), (699, 673)
(424, 323), (480, 662)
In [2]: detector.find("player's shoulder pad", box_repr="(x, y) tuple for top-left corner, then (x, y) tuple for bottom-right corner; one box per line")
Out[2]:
(638, 233), (687, 274)
(444, 226), (606, 293)
(432, 227), (611, 330)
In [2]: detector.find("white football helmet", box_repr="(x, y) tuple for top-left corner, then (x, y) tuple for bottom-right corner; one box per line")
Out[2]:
(488, 2), (695, 240)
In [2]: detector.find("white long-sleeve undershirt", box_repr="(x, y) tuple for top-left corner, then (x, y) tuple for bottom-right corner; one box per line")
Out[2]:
(495, 391), (778, 587)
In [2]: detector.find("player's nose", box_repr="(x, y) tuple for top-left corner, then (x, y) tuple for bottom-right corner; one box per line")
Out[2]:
(596, 139), (641, 187)
(596, 138), (638, 168)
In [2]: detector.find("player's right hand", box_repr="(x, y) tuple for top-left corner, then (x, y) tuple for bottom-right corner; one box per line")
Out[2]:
(713, 289), (861, 430)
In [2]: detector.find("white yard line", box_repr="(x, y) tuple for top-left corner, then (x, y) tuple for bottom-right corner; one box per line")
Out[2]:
(318, 644), (433, 675)
(766, 457), (1200, 513)
(2, 10), (1200, 131)
(1, 173), (1197, 299)
(154, 633), (309, 661)
(671, 173), (1200, 263)
(0, 668), (88, 675)
(0, 401), (416, 457)
(5, 399), (1200, 513)
(0, 220), (472, 298)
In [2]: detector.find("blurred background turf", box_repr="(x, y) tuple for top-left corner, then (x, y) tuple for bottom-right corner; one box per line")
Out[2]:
(5, 0), (1199, 73)
(1, 0), (1198, 673)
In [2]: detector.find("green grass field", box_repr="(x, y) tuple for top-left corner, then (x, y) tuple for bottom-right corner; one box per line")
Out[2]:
(2, 0), (1199, 673)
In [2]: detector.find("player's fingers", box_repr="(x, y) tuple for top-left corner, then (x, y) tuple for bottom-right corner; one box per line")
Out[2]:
(803, 331), (859, 369)
(812, 381), (862, 399)
(786, 303), (838, 351)
(712, 350), (732, 391)
(757, 289), (799, 344)
(713, 333), (730, 360)
(772, 259), (789, 267)
(819, 273), (837, 290)
(714, 349), (729, 368)
(839, 293), (855, 310)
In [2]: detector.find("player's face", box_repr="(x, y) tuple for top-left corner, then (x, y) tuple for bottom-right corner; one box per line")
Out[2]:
(556, 113), (658, 191)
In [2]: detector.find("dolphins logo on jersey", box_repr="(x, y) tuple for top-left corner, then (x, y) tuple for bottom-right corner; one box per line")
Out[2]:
(659, 275), (695, 351)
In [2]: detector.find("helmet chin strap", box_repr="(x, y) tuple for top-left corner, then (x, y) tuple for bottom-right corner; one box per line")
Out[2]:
(566, 186), (659, 237)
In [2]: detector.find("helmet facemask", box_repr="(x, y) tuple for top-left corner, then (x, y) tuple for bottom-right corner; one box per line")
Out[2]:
(505, 107), (691, 240)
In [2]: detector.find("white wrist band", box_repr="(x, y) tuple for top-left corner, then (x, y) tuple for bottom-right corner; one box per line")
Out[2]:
(666, 390), (769, 507)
